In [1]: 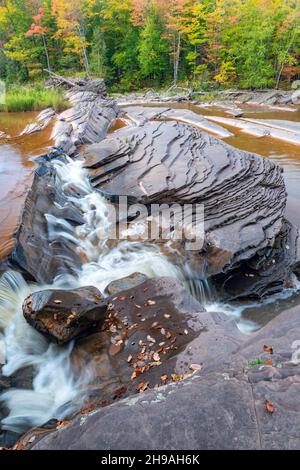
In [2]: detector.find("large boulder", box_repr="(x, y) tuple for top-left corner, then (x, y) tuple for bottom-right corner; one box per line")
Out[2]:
(70, 277), (206, 406)
(83, 120), (299, 300)
(23, 286), (107, 345)
(29, 301), (300, 450)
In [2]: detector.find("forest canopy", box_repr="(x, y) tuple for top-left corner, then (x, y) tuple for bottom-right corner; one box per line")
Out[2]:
(0, 0), (300, 91)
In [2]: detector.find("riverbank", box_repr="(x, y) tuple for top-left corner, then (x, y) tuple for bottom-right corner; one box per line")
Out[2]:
(0, 85), (70, 113)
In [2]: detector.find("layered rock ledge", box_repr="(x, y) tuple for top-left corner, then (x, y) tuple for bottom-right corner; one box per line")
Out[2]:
(83, 120), (300, 300)
(12, 277), (300, 450)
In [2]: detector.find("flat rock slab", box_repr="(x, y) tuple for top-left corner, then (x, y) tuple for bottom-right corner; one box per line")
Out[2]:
(205, 115), (300, 146)
(123, 106), (233, 138)
(31, 301), (300, 450)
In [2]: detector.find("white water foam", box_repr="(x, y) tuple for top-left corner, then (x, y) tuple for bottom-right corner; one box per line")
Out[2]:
(0, 157), (185, 433)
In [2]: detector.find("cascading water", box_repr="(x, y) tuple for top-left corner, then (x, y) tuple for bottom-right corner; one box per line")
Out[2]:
(0, 156), (186, 434)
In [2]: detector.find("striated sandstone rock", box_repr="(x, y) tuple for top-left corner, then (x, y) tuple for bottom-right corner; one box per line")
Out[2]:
(52, 79), (120, 154)
(83, 120), (299, 299)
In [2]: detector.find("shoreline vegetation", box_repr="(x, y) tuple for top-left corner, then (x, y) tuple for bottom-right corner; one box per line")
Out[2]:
(0, 84), (70, 113)
(0, 1), (300, 96)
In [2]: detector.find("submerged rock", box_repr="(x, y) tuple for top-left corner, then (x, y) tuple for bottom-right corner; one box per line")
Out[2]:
(123, 105), (233, 138)
(83, 120), (299, 300)
(23, 286), (107, 345)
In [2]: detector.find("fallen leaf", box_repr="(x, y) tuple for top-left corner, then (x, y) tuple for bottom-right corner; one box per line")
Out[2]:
(136, 381), (149, 393)
(127, 355), (133, 363)
(160, 374), (168, 382)
(109, 343), (123, 356)
(160, 328), (166, 336)
(264, 399), (275, 414)
(147, 335), (156, 343)
(164, 314), (171, 319)
(153, 352), (160, 362)
(165, 331), (172, 339)
(263, 344), (274, 355)
(171, 373), (181, 382)
(146, 300), (156, 306)
(54, 299), (62, 304)
(113, 386), (126, 399)
(117, 296), (126, 301)
(184, 329), (188, 335)
(80, 405), (96, 415)
(56, 419), (70, 429)
(190, 363), (203, 372)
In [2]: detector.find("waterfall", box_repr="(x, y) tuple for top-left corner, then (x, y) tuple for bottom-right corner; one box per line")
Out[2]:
(0, 157), (186, 433)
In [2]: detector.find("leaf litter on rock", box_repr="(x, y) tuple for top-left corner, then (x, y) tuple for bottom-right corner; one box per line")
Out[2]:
(264, 399), (275, 414)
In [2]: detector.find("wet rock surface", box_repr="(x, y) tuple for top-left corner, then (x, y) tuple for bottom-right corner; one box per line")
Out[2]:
(23, 287), (107, 345)
(52, 79), (120, 155)
(20, 108), (56, 136)
(29, 298), (300, 450)
(4, 156), (84, 283)
(123, 106), (233, 138)
(105, 272), (148, 295)
(71, 277), (205, 405)
(83, 120), (299, 299)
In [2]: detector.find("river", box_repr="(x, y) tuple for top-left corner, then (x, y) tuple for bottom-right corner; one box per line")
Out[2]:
(0, 102), (300, 435)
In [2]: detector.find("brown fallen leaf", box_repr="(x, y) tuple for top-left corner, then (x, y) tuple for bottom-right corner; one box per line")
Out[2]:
(113, 386), (126, 399)
(109, 343), (123, 356)
(56, 419), (70, 429)
(127, 355), (133, 363)
(80, 404), (96, 414)
(263, 344), (274, 355)
(264, 399), (275, 414)
(160, 374), (168, 382)
(135, 380), (149, 393)
(171, 373), (181, 382)
(146, 300), (156, 306)
(117, 296), (126, 301)
(165, 331), (172, 339)
(54, 299), (62, 304)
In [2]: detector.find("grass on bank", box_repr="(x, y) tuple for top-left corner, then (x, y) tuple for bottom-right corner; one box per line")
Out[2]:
(0, 84), (70, 112)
